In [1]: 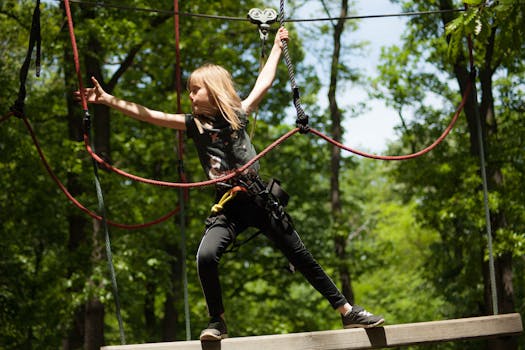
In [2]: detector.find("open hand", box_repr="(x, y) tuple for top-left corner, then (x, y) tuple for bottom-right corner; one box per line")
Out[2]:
(73, 76), (108, 104)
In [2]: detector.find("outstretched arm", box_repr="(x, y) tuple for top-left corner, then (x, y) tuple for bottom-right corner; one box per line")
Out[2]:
(76, 77), (186, 130)
(241, 27), (289, 115)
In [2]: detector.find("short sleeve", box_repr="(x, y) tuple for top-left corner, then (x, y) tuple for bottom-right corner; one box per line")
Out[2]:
(185, 114), (197, 138)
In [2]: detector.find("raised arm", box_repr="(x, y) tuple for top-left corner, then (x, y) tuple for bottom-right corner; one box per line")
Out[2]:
(241, 27), (289, 115)
(77, 77), (186, 130)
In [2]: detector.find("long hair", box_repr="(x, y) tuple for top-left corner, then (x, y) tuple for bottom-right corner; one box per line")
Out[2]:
(188, 63), (243, 130)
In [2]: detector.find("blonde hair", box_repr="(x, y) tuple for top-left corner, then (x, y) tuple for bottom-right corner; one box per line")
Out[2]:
(188, 63), (243, 130)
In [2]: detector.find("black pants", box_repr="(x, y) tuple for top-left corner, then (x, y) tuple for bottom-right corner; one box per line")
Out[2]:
(196, 192), (348, 317)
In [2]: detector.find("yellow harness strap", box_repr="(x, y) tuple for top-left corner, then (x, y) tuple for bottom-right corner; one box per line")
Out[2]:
(211, 186), (247, 213)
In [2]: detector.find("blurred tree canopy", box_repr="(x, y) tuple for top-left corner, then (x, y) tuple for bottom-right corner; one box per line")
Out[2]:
(0, 1), (523, 349)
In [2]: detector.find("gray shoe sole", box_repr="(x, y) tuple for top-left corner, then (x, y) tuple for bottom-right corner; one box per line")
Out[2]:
(344, 318), (385, 329)
(199, 330), (229, 341)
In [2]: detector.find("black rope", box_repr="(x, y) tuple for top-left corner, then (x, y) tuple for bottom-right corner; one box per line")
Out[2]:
(10, 0), (41, 118)
(279, 0), (310, 133)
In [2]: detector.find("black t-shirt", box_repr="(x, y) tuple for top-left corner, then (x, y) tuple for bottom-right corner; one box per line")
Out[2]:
(185, 113), (259, 180)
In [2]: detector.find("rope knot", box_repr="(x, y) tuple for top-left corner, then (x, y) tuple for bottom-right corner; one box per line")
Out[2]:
(296, 115), (310, 134)
(9, 100), (25, 118)
(82, 111), (91, 134)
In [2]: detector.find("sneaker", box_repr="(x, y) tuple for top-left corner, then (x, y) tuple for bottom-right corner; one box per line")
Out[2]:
(199, 316), (228, 341)
(342, 305), (384, 329)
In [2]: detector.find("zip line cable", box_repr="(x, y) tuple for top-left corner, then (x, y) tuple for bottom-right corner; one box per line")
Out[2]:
(8, 0), (479, 191)
(6, 0), (480, 201)
(51, 0), (468, 22)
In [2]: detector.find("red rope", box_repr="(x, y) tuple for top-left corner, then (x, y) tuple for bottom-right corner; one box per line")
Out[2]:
(173, 0), (188, 194)
(63, 0), (298, 189)
(83, 128), (300, 187)
(21, 115), (180, 230)
(1, 112), (14, 123)
(63, 0), (88, 112)
(309, 80), (472, 160)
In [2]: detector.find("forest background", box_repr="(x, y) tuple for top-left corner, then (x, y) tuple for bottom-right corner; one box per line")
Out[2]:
(1, 1), (524, 349)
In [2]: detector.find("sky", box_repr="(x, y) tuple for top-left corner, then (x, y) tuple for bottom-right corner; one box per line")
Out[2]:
(271, 0), (408, 153)
(44, 0), (407, 152)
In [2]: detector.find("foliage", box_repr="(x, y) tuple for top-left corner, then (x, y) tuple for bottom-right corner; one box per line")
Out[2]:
(2, 0), (523, 349)
(376, 1), (524, 348)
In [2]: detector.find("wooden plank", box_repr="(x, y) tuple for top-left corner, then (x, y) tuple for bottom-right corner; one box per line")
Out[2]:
(101, 313), (523, 350)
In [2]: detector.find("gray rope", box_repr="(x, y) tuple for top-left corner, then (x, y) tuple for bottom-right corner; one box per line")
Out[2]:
(471, 77), (498, 315)
(178, 187), (191, 340)
(85, 113), (127, 344)
(279, 0), (309, 131)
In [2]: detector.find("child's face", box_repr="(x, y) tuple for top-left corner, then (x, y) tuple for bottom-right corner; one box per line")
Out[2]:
(189, 82), (216, 116)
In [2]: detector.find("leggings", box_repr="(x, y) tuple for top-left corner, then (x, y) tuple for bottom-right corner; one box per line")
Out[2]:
(196, 192), (348, 317)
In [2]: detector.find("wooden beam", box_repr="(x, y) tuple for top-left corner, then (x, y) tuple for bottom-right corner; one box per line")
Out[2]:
(101, 313), (523, 350)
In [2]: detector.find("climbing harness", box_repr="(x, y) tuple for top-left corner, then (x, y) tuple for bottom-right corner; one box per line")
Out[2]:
(214, 175), (292, 254)
(9, 0), (478, 217)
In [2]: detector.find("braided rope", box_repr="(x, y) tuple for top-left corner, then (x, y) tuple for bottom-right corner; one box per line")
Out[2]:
(274, 0), (476, 162)
(279, 0), (308, 129)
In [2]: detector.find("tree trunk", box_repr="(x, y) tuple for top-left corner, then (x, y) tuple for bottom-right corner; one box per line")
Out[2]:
(162, 240), (181, 341)
(84, 298), (105, 350)
(328, 0), (354, 302)
(61, 3), (90, 348)
(439, 1), (516, 349)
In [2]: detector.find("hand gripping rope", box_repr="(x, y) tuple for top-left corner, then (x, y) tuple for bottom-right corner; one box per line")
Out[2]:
(64, 0), (476, 192)
(277, 0), (473, 160)
(63, 3), (297, 189)
(8, 0), (477, 214)
(278, 0), (310, 134)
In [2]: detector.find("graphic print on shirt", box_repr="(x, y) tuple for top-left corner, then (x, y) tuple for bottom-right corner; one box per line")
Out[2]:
(208, 154), (223, 179)
(185, 113), (260, 181)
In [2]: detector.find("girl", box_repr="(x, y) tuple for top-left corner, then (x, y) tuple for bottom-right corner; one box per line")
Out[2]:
(78, 27), (383, 341)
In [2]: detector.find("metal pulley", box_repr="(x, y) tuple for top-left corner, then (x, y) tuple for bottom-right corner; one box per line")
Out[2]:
(247, 8), (278, 41)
